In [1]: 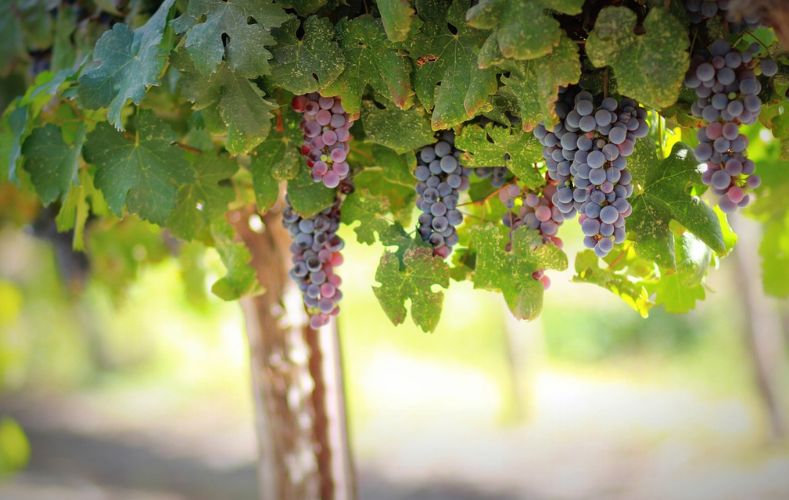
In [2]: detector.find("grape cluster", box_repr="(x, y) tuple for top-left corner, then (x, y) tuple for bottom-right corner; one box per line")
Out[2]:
(283, 198), (345, 329)
(534, 91), (647, 258)
(498, 178), (565, 289)
(474, 167), (512, 188)
(414, 132), (470, 258)
(685, 40), (766, 211)
(684, 0), (760, 29)
(292, 94), (354, 189)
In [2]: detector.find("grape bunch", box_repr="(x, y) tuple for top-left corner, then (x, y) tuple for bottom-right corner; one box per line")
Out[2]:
(534, 90), (647, 258)
(473, 167), (512, 188)
(292, 94), (354, 189)
(684, 40), (767, 211)
(498, 178), (565, 289)
(414, 132), (470, 258)
(283, 198), (345, 329)
(684, 0), (760, 30)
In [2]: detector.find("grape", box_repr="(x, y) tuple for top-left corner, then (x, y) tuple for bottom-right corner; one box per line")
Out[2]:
(415, 131), (470, 257)
(284, 197), (345, 329)
(682, 20), (766, 211)
(473, 166), (512, 188)
(535, 89), (646, 258)
(293, 94), (355, 188)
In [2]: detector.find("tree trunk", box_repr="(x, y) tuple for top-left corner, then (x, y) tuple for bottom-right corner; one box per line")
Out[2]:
(731, 214), (787, 442)
(230, 207), (356, 500)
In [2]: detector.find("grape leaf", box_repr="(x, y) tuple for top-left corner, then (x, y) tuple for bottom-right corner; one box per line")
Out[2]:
(471, 223), (567, 320)
(251, 107), (303, 184)
(21, 124), (86, 205)
(378, 0), (416, 42)
(628, 142), (726, 269)
(407, 0), (497, 129)
(82, 111), (192, 225)
(373, 246), (450, 332)
(77, 0), (176, 130)
(277, 0), (327, 15)
(652, 233), (710, 313)
(653, 272), (705, 313)
(586, 6), (689, 109)
(286, 166), (336, 217)
(210, 220), (261, 300)
(499, 34), (581, 130)
(171, 0), (290, 78)
(167, 153), (238, 241)
(466, 0), (583, 61)
(341, 187), (411, 246)
(573, 250), (653, 318)
(351, 144), (416, 224)
(322, 15), (413, 115)
(0, 0), (55, 74)
(455, 123), (543, 188)
(175, 56), (276, 155)
(268, 16), (345, 95)
(361, 102), (434, 154)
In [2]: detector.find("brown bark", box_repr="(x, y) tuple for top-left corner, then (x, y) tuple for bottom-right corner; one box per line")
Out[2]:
(230, 207), (356, 500)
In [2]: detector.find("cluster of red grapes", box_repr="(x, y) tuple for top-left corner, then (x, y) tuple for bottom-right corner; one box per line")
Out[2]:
(292, 94), (354, 188)
(414, 132), (470, 258)
(283, 197), (345, 329)
(684, 0), (760, 30)
(535, 90), (646, 258)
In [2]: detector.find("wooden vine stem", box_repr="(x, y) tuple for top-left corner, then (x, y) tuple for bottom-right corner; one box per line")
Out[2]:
(230, 205), (356, 500)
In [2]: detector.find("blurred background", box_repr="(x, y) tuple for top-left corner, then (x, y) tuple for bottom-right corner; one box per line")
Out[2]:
(1, 182), (788, 500)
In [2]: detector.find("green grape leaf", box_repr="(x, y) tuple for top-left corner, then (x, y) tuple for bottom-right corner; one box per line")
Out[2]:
(499, 34), (581, 130)
(21, 124), (85, 205)
(455, 123), (543, 188)
(322, 15), (413, 116)
(341, 187), (412, 246)
(628, 143), (726, 269)
(653, 272), (706, 313)
(586, 6), (689, 109)
(653, 232), (710, 312)
(172, 0), (290, 78)
(175, 56), (276, 155)
(167, 154), (238, 241)
(351, 144), (416, 225)
(378, 0), (416, 42)
(252, 107), (304, 185)
(277, 0), (327, 15)
(210, 220), (261, 300)
(407, 0), (497, 129)
(471, 224), (567, 320)
(466, 0), (583, 61)
(573, 250), (653, 317)
(286, 166), (336, 217)
(268, 16), (345, 95)
(82, 111), (192, 225)
(373, 246), (450, 332)
(0, 0), (56, 73)
(77, 0), (176, 130)
(361, 102), (434, 154)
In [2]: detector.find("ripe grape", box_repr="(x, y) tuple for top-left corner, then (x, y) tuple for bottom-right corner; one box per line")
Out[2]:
(415, 131), (470, 258)
(283, 197), (345, 329)
(293, 93), (355, 189)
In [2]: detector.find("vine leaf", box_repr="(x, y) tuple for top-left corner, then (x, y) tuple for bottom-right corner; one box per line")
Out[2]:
(77, 0), (175, 130)
(373, 246), (450, 333)
(378, 0), (416, 42)
(341, 187), (412, 246)
(82, 111), (192, 225)
(276, 0), (327, 15)
(653, 233), (710, 313)
(21, 123), (85, 205)
(268, 16), (345, 95)
(167, 154), (239, 241)
(361, 102), (435, 154)
(499, 34), (581, 130)
(586, 6), (689, 109)
(407, 0), (497, 130)
(466, 0), (583, 61)
(350, 144), (417, 225)
(628, 142), (726, 269)
(471, 224), (567, 320)
(455, 123), (543, 188)
(322, 15), (413, 115)
(286, 166), (336, 218)
(210, 220), (261, 301)
(573, 250), (653, 317)
(175, 56), (276, 155)
(171, 0), (290, 78)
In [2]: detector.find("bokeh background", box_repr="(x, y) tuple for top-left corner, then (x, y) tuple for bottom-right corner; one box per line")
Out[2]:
(1, 121), (788, 500)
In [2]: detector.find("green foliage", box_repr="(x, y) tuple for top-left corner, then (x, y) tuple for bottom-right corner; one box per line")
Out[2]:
(0, 0), (787, 331)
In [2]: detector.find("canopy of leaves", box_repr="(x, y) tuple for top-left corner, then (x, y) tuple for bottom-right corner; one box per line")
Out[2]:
(361, 102), (434, 154)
